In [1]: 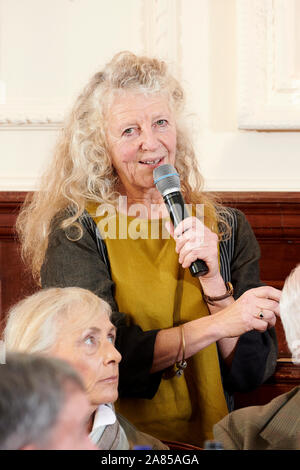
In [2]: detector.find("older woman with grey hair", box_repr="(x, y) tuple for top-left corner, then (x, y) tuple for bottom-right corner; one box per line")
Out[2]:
(16, 51), (281, 445)
(213, 264), (300, 450)
(3, 287), (168, 450)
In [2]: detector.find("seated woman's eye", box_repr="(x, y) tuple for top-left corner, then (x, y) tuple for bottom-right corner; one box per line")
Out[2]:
(108, 334), (116, 344)
(84, 336), (96, 346)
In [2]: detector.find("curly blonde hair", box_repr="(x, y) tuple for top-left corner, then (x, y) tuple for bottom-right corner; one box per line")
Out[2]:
(17, 51), (226, 282)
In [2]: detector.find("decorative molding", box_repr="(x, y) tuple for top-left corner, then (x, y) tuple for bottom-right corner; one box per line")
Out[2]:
(0, 113), (64, 128)
(0, 0), (68, 130)
(217, 190), (300, 240)
(0, 0), (182, 130)
(237, 0), (300, 129)
(268, 361), (300, 384)
(142, 0), (181, 76)
(0, 101), (65, 128)
(0, 177), (39, 191)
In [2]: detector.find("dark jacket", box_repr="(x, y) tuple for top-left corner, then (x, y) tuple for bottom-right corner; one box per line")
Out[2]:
(41, 207), (277, 402)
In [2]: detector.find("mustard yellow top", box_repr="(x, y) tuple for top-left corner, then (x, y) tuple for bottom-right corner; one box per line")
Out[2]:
(88, 204), (228, 446)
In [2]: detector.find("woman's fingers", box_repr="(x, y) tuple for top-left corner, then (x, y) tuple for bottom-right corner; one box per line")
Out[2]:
(251, 285), (282, 303)
(241, 287), (280, 330)
(216, 286), (281, 338)
(180, 249), (202, 268)
(168, 217), (220, 277)
(255, 298), (281, 316)
(247, 288), (281, 329)
(251, 317), (269, 332)
(173, 217), (199, 238)
(253, 310), (277, 329)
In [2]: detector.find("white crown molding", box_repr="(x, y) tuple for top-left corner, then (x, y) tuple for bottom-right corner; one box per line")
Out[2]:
(0, 176), (39, 191)
(0, 114), (63, 129)
(0, 101), (66, 129)
(237, 0), (300, 130)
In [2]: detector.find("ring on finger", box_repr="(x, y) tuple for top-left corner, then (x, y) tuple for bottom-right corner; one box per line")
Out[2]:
(257, 310), (264, 319)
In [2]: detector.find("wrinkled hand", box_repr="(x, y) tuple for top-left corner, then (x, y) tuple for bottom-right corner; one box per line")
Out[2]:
(165, 216), (219, 278)
(214, 286), (281, 338)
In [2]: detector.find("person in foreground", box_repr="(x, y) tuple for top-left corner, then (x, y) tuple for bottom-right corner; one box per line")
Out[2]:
(3, 287), (168, 450)
(17, 51), (281, 445)
(0, 352), (96, 450)
(213, 264), (300, 450)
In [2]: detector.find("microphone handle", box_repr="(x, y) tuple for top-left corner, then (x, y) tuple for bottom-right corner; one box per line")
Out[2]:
(163, 192), (209, 277)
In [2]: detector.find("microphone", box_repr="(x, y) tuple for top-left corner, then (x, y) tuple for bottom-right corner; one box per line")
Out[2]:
(153, 164), (209, 277)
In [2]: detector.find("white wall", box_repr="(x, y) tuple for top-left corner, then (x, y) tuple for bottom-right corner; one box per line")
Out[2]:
(0, 0), (299, 191)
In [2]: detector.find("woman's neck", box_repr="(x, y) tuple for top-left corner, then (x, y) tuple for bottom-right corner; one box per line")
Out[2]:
(87, 407), (97, 433)
(117, 185), (168, 219)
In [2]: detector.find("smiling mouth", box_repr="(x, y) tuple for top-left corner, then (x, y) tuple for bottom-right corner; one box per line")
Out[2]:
(139, 157), (164, 166)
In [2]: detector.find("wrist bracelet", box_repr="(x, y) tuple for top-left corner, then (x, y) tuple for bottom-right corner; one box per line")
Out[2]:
(175, 325), (187, 377)
(162, 325), (187, 380)
(203, 282), (234, 306)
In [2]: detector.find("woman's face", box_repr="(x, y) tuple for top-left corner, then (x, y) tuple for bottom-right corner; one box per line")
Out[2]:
(106, 92), (177, 195)
(50, 309), (121, 408)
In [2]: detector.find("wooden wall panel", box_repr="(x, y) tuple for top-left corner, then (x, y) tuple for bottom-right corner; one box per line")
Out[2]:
(1, 191), (300, 408)
(217, 192), (300, 287)
(217, 192), (300, 359)
(0, 192), (36, 330)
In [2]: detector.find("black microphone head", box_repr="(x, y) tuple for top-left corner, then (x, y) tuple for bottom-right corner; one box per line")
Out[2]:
(153, 164), (180, 197)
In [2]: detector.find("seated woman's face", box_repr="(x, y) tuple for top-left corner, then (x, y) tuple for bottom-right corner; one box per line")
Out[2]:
(49, 309), (121, 407)
(106, 92), (177, 194)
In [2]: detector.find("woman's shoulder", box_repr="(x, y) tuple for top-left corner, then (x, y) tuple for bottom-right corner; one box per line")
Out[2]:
(45, 208), (101, 267)
(214, 205), (255, 242)
(49, 207), (95, 240)
(215, 205), (246, 224)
